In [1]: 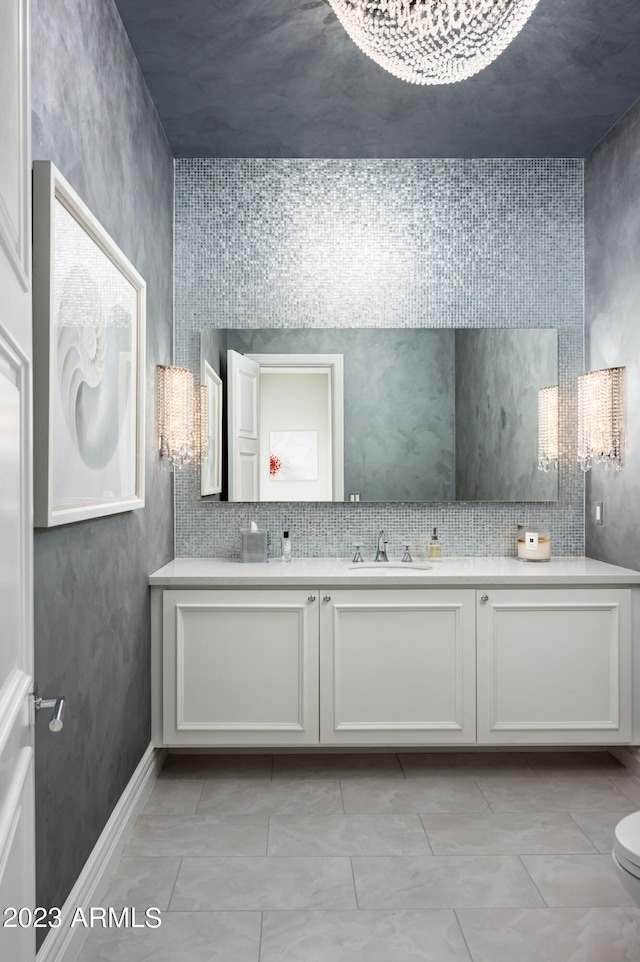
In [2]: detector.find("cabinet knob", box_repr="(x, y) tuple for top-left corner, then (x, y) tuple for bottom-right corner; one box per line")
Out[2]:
(307, 594), (316, 602)
(480, 594), (489, 603)
(323, 594), (332, 602)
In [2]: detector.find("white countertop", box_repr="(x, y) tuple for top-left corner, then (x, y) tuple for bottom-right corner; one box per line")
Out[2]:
(149, 556), (640, 587)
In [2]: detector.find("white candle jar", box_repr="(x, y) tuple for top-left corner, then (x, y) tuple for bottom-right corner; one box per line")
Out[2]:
(517, 525), (551, 562)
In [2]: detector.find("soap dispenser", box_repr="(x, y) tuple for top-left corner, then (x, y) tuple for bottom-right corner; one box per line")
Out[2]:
(281, 530), (292, 563)
(428, 527), (442, 561)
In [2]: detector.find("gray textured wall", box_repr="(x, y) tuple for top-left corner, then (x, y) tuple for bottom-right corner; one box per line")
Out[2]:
(455, 329), (558, 501)
(31, 0), (174, 937)
(585, 99), (640, 568)
(226, 328), (456, 502)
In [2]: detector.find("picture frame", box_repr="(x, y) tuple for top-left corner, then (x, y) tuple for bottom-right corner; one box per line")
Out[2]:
(32, 161), (146, 527)
(269, 430), (319, 481)
(201, 360), (223, 496)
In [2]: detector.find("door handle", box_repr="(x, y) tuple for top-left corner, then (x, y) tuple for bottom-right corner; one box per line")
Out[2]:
(33, 685), (65, 732)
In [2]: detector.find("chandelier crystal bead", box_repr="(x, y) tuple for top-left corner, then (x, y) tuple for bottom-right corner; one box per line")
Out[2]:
(327, 0), (541, 85)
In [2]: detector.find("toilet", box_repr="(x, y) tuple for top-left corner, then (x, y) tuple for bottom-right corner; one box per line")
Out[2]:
(612, 811), (640, 903)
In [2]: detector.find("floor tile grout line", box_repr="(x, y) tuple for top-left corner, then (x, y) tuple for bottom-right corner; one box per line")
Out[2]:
(472, 777), (498, 813)
(257, 911), (264, 962)
(516, 853), (551, 908)
(607, 773), (640, 805)
(132, 843), (617, 859)
(166, 856), (183, 913)
(156, 904), (640, 913)
(339, 779), (346, 814)
(417, 814), (435, 855)
(349, 856), (361, 910)
(194, 778), (206, 814)
(151, 853), (457, 860)
(453, 907), (477, 962)
(565, 812), (601, 853)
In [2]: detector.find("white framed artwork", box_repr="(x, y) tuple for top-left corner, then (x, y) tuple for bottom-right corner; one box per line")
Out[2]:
(32, 161), (146, 526)
(269, 430), (319, 482)
(201, 361), (223, 495)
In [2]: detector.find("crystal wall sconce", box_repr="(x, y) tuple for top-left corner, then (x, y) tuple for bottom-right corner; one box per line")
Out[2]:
(577, 366), (625, 472)
(156, 365), (207, 470)
(537, 384), (558, 472)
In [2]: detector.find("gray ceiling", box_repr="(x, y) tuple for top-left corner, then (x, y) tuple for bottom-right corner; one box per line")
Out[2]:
(112, 0), (640, 158)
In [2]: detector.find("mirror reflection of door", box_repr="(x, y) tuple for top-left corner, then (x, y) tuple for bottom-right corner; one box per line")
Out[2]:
(227, 350), (260, 500)
(227, 351), (344, 502)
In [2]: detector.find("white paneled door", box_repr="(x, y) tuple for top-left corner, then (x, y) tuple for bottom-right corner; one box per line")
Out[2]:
(227, 350), (260, 500)
(0, 0), (35, 959)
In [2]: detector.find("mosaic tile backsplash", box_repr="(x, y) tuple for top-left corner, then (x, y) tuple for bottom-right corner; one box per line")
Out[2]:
(174, 158), (584, 559)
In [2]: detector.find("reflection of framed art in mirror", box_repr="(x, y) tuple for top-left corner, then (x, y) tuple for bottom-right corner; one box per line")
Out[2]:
(201, 360), (223, 496)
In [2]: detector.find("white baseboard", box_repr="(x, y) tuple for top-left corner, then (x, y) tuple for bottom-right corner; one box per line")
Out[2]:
(37, 743), (166, 962)
(609, 746), (640, 779)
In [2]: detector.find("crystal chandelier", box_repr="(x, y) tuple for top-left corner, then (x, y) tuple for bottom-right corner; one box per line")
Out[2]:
(327, 0), (541, 85)
(577, 367), (625, 473)
(537, 384), (558, 473)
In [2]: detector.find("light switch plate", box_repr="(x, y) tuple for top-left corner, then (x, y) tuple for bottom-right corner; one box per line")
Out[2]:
(595, 501), (604, 525)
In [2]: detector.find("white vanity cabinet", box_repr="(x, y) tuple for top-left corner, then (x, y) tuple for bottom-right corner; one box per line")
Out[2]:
(161, 588), (319, 746)
(319, 588), (476, 745)
(151, 558), (640, 749)
(158, 585), (475, 747)
(476, 588), (632, 744)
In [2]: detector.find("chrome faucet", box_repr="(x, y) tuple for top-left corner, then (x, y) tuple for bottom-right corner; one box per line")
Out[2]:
(374, 530), (389, 562)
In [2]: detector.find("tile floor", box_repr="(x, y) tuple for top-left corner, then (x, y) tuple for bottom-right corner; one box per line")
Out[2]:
(77, 751), (640, 961)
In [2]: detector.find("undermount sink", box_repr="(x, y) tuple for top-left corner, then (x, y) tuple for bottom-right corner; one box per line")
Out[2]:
(348, 562), (432, 570)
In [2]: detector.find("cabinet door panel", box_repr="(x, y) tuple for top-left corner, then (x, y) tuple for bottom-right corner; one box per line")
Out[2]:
(477, 588), (631, 744)
(320, 589), (476, 745)
(163, 589), (319, 746)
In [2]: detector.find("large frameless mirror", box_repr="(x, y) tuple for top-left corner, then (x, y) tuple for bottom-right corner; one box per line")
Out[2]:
(200, 327), (558, 503)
